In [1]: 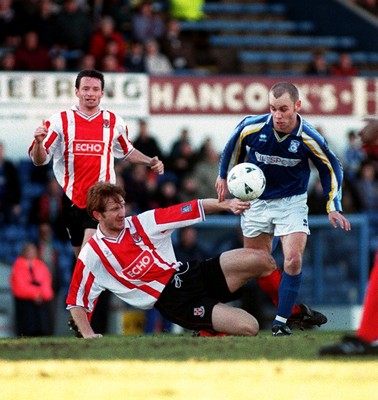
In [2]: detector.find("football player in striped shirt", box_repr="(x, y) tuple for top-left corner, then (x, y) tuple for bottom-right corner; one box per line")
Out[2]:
(29, 69), (164, 258)
(66, 182), (276, 338)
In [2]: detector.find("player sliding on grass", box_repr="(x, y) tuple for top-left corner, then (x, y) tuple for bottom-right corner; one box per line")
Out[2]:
(66, 182), (278, 338)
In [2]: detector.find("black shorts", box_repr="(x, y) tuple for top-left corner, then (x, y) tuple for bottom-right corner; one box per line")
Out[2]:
(155, 255), (238, 331)
(62, 194), (98, 247)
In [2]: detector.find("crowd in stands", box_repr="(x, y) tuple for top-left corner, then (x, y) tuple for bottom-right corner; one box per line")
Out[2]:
(0, 0), (205, 74)
(306, 51), (359, 76)
(0, 0), (368, 75)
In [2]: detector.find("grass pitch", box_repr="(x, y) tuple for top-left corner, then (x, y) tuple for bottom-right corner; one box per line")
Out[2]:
(0, 330), (377, 400)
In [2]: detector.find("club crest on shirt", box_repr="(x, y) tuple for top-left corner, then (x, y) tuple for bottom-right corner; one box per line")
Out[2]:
(181, 204), (192, 213)
(132, 232), (142, 243)
(103, 119), (110, 128)
(193, 306), (205, 318)
(288, 140), (300, 153)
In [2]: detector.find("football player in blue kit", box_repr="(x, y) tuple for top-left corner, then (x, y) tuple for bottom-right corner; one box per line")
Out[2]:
(216, 82), (351, 336)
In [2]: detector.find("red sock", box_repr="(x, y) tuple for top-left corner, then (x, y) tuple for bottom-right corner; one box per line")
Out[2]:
(256, 269), (301, 315)
(357, 252), (378, 342)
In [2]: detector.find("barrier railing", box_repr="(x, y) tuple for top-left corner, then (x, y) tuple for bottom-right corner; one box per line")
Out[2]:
(194, 213), (372, 305)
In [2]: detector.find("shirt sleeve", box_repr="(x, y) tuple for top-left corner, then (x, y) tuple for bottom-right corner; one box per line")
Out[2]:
(304, 133), (344, 213)
(112, 114), (134, 159)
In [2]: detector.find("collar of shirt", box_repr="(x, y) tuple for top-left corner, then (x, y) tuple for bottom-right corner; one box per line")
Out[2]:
(71, 105), (104, 120)
(96, 218), (128, 242)
(267, 113), (303, 137)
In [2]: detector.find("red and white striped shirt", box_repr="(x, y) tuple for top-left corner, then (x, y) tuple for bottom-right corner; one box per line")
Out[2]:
(28, 106), (134, 208)
(66, 200), (205, 312)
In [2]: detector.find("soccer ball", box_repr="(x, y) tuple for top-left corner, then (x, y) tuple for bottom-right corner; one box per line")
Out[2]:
(227, 162), (266, 200)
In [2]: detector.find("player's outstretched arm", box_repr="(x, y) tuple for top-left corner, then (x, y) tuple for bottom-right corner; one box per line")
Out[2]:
(202, 198), (250, 215)
(70, 307), (103, 339)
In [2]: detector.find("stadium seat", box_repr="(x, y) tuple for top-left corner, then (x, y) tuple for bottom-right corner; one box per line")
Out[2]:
(209, 35), (357, 49)
(202, 3), (286, 15)
(180, 20), (315, 33)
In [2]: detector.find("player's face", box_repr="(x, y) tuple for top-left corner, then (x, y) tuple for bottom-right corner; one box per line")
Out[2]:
(269, 92), (301, 134)
(75, 77), (104, 114)
(97, 197), (126, 236)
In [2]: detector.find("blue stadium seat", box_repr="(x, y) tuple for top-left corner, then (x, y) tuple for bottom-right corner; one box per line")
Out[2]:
(202, 3), (286, 14)
(209, 35), (357, 49)
(180, 20), (315, 33)
(238, 50), (378, 65)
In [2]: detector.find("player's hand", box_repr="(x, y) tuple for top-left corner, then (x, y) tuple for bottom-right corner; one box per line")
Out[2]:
(150, 156), (164, 175)
(34, 120), (48, 143)
(328, 211), (351, 231)
(229, 198), (250, 215)
(215, 176), (227, 202)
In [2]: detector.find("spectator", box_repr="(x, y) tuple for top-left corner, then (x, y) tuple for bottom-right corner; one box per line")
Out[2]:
(174, 225), (207, 261)
(305, 51), (330, 76)
(98, 0), (133, 38)
(169, 127), (191, 159)
(169, 0), (205, 21)
(100, 53), (125, 72)
(0, 141), (21, 223)
(50, 53), (67, 71)
(121, 163), (155, 213)
(30, 0), (60, 49)
(355, 160), (378, 211)
(167, 135), (197, 179)
(331, 52), (358, 76)
(53, 0), (92, 67)
(161, 18), (197, 70)
(341, 177), (364, 214)
(124, 41), (146, 72)
(14, 30), (51, 71)
(0, 51), (16, 70)
(131, 1), (165, 43)
(342, 130), (366, 181)
(192, 137), (220, 199)
(307, 178), (327, 215)
(151, 179), (180, 208)
(0, 0), (25, 48)
(132, 119), (165, 161)
(89, 15), (126, 66)
(144, 38), (174, 75)
(77, 53), (96, 70)
(29, 176), (67, 241)
(10, 242), (54, 337)
(37, 222), (62, 334)
(178, 174), (200, 203)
